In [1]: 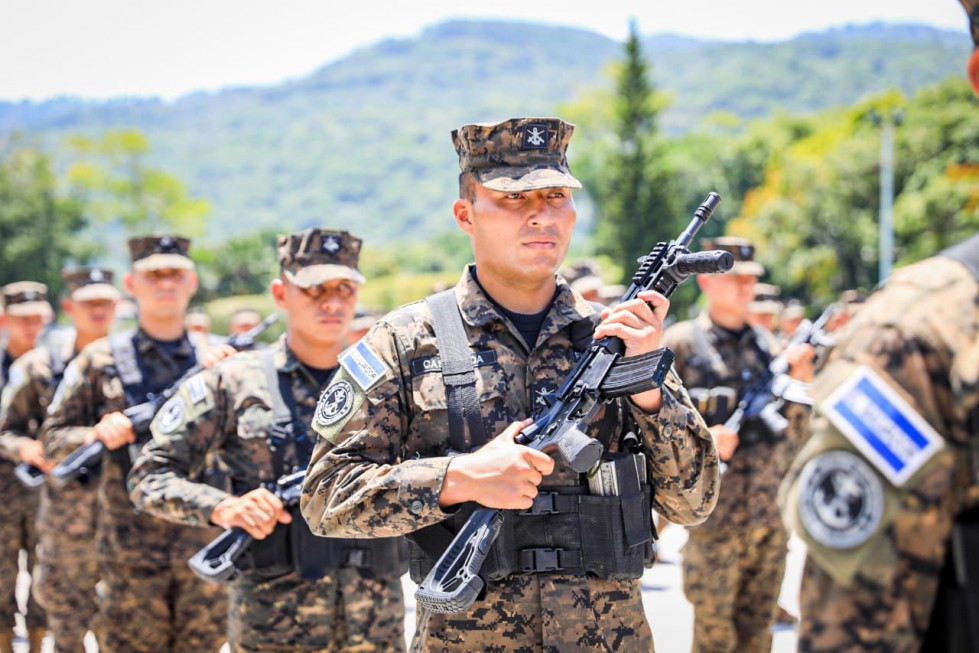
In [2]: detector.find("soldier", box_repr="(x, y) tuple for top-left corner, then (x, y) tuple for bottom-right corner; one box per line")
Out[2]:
(228, 308), (263, 336)
(0, 282), (50, 653)
(0, 269), (119, 653)
(746, 282), (782, 334)
(779, 3), (979, 648)
(41, 236), (229, 653)
(661, 237), (814, 653)
(301, 117), (719, 651)
(129, 228), (407, 652)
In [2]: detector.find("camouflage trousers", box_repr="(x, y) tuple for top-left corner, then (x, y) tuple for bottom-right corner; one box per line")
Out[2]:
(412, 573), (653, 652)
(0, 490), (45, 630)
(683, 525), (788, 653)
(228, 568), (405, 652)
(33, 540), (98, 653)
(95, 561), (228, 653)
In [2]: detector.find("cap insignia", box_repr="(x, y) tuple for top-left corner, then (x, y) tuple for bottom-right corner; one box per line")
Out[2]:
(521, 125), (549, 150)
(322, 235), (341, 254)
(90, 269), (104, 282)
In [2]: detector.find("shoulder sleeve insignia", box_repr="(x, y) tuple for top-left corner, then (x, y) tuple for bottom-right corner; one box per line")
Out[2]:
(820, 365), (944, 487)
(313, 369), (367, 444)
(339, 340), (390, 392)
(798, 449), (885, 549)
(155, 397), (187, 436)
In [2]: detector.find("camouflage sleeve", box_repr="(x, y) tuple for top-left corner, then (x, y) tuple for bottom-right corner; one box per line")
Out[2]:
(630, 369), (719, 525)
(39, 354), (98, 461)
(301, 323), (456, 539)
(128, 368), (232, 527)
(0, 357), (39, 462)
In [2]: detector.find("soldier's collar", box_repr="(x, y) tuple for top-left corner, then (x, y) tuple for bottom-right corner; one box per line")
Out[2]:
(278, 335), (303, 372)
(134, 328), (195, 357)
(456, 265), (596, 328)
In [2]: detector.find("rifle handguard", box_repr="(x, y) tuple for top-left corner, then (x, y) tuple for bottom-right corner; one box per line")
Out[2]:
(50, 440), (105, 486)
(188, 527), (253, 584)
(14, 463), (46, 488)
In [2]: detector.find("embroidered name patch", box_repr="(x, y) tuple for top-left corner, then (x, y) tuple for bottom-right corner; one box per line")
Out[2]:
(410, 349), (498, 376)
(798, 449), (884, 549)
(316, 380), (354, 427)
(340, 341), (389, 392)
(821, 366), (943, 487)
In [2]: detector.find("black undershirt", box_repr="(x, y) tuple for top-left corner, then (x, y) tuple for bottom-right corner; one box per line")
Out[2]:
(304, 365), (338, 390)
(472, 267), (557, 349)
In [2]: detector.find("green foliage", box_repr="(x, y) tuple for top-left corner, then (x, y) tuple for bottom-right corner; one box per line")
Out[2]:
(66, 130), (211, 239)
(192, 229), (279, 302)
(0, 135), (94, 297)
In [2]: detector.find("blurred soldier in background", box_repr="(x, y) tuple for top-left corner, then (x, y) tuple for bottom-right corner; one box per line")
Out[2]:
(746, 282), (782, 334)
(780, 4), (979, 649)
(130, 228), (407, 652)
(778, 300), (806, 342)
(662, 237), (814, 653)
(228, 308), (263, 336)
(0, 268), (119, 653)
(41, 236), (229, 653)
(0, 282), (50, 653)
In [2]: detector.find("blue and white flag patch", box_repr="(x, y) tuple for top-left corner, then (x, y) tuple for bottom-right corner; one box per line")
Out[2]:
(821, 365), (943, 487)
(340, 340), (389, 392)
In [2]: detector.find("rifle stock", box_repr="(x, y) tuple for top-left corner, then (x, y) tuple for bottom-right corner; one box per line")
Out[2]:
(415, 192), (732, 614)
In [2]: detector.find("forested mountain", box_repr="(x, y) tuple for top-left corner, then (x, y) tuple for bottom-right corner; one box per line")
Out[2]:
(0, 20), (969, 244)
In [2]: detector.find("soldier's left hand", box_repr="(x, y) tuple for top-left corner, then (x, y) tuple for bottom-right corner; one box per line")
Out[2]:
(199, 343), (237, 369)
(18, 440), (52, 473)
(785, 343), (816, 383)
(593, 289), (670, 413)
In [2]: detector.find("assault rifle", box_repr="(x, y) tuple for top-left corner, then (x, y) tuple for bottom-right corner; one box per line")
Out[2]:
(49, 313), (279, 486)
(414, 192), (733, 614)
(188, 468), (305, 583)
(720, 304), (837, 463)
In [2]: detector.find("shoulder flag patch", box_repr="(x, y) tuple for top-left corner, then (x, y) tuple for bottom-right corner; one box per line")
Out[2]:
(821, 365), (943, 487)
(340, 340), (389, 392)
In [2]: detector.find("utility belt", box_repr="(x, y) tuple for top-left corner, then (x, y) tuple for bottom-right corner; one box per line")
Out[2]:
(408, 452), (656, 584)
(241, 505), (408, 581)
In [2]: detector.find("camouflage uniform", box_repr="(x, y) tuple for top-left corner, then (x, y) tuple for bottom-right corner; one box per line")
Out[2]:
(1, 343), (99, 652)
(40, 237), (227, 653)
(663, 243), (811, 653)
(779, 236), (979, 652)
(129, 336), (407, 652)
(302, 266), (719, 652)
(0, 282), (50, 643)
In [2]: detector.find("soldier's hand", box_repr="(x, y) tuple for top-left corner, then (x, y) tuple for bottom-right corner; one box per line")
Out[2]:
(209, 488), (292, 540)
(709, 424), (739, 461)
(785, 343), (816, 383)
(91, 412), (136, 451)
(200, 343), (237, 369)
(18, 440), (52, 473)
(593, 289), (670, 413)
(438, 419), (555, 510)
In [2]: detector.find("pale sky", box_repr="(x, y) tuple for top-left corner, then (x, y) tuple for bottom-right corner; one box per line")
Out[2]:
(0, 0), (969, 102)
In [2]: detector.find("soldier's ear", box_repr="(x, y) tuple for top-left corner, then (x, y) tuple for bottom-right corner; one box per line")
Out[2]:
(270, 278), (287, 309)
(122, 272), (136, 296)
(453, 198), (474, 234)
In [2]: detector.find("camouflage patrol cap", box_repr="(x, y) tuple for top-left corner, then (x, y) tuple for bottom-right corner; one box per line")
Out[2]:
(277, 228), (366, 288)
(128, 234), (194, 271)
(452, 117), (582, 192)
(2, 281), (50, 317)
(62, 267), (121, 302)
(701, 236), (764, 276)
(749, 282), (782, 314)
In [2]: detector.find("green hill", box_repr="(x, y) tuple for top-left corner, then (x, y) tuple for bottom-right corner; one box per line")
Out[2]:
(0, 20), (969, 246)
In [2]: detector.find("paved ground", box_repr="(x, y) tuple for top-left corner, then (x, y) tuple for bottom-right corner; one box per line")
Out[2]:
(15, 526), (806, 652)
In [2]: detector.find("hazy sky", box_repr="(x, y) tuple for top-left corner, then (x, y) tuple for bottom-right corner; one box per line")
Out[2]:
(1, 0), (970, 102)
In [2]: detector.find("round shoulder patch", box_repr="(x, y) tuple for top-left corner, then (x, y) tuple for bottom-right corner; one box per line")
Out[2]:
(316, 380), (355, 427)
(156, 397), (187, 435)
(798, 449), (884, 549)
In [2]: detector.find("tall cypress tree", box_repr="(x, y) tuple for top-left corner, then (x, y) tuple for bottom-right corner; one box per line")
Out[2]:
(594, 20), (677, 284)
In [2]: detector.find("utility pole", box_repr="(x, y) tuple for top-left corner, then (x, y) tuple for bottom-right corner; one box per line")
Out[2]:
(870, 109), (902, 284)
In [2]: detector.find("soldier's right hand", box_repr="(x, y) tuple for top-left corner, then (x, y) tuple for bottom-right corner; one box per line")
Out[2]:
(709, 424), (739, 461)
(209, 488), (292, 540)
(90, 411), (136, 451)
(18, 440), (53, 473)
(438, 419), (555, 510)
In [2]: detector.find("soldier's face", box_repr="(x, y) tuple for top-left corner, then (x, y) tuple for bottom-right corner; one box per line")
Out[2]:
(5, 313), (44, 351)
(700, 273), (758, 318)
(125, 268), (198, 320)
(66, 298), (117, 339)
(454, 183), (576, 285)
(272, 277), (358, 347)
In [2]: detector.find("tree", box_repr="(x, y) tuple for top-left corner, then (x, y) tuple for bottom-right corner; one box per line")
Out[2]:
(66, 130), (210, 240)
(0, 135), (94, 297)
(191, 229), (279, 302)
